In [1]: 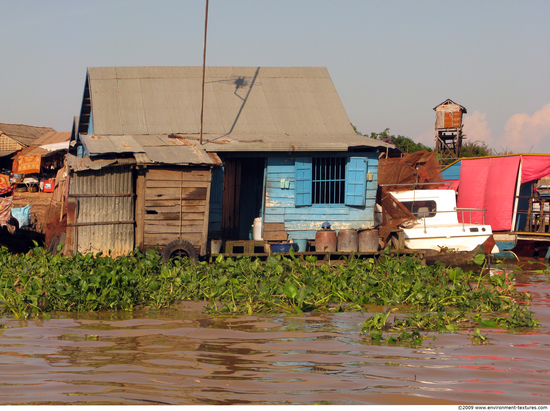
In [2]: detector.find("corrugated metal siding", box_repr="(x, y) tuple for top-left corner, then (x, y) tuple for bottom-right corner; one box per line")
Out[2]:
(435, 111), (463, 129)
(70, 166), (134, 256)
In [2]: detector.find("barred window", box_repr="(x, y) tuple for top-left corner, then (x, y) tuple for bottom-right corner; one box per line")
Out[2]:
(312, 157), (346, 204)
(295, 156), (368, 207)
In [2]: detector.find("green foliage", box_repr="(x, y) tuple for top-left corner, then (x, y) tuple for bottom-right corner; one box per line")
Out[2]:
(461, 140), (493, 157)
(356, 127), (433, 154)
(0, 245), (538, 337)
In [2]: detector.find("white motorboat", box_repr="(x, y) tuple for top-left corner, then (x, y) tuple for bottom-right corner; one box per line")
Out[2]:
(390, 189), (498, 253)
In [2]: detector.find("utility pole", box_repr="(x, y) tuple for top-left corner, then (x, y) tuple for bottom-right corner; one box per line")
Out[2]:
(199, 0), (209, 145)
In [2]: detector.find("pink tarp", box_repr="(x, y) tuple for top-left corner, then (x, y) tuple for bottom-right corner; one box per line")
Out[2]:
(457, 156), (521, 231)
(520, 155), (550, 184)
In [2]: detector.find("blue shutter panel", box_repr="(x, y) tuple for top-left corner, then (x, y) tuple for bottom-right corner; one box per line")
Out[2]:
(345, 157), (367, 206)
(295, 157), (312, 206)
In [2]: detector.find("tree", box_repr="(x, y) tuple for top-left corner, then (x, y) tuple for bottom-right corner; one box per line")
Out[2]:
(460, 140), (493, 158)
(353, 124), (501, 157)
(355, 126), (433, 154)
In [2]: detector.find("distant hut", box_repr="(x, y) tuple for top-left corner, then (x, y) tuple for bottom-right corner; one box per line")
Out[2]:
(12, 131), (70, 183)
(0, 123), (55, 170)
(434, 99), (467, 159)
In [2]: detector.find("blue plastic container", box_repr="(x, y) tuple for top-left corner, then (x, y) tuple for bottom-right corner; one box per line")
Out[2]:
(270, 243), (298, 253)
(294, 239), (308, 252)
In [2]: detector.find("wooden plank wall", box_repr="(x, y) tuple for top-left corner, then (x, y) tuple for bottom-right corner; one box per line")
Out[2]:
(264, 153), (378, 240)
(143, 167), (211, 254)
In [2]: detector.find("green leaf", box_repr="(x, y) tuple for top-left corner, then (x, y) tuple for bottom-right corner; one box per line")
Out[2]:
(474, 254), (486, 266)
(370, 329), (382, 342)
(284, 282), (298, 299)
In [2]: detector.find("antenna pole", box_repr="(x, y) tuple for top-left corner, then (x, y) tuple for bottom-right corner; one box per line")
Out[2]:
(200, 0), (209, 145)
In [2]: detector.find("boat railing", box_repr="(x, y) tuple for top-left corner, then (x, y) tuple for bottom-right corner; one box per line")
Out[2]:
(414, 208), (487, 233)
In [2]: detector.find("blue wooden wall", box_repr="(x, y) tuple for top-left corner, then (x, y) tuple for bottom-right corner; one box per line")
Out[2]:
(265, 152), (378, 240)
(442, 161), (461, 180)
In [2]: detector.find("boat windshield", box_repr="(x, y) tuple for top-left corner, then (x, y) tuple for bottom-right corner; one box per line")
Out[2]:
(400, 200), (437, 219)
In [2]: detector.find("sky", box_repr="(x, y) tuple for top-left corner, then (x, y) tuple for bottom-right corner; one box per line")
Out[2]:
(1, 0), (549, 153)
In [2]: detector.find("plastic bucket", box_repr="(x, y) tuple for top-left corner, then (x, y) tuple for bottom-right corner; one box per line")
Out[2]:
(294, 239), (308, 252)
(253, 217), (263, 241)
(211, 239), (222, 254)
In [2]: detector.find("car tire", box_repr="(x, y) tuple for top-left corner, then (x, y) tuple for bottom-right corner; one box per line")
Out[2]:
(161, 239), (198, 264)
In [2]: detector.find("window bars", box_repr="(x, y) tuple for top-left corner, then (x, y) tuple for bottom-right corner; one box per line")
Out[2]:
(312, 157), (346, 205)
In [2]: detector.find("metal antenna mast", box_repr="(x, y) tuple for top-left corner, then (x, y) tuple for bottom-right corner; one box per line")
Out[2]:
(199, 0), (209, 145)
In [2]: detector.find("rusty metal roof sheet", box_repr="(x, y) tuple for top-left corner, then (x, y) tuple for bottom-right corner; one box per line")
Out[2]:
(13, 132), (71, 159)
(85, 66), (391, 152)
(79, 134), (220, 166)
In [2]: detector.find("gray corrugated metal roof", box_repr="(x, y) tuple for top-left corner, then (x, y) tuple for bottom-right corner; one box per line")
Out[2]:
(85, 66), (391, 151)
(80, 134), (220, 165)
(160, 133), (389, 152)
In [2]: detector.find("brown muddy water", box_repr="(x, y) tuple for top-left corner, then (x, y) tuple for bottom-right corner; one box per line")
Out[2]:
(0, 264), (549, 405)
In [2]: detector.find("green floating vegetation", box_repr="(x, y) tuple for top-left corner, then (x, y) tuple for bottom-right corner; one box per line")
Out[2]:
(0, 245), (539, 340)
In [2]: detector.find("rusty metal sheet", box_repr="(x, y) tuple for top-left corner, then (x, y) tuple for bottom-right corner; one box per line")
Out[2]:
(80, 134), (143, 154)
(78, 133), (219, 166)
(143, 145), (214, 165)
(67, 154), (135, 171)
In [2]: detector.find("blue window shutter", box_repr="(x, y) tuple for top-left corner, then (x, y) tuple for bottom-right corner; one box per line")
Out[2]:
(345, 157), (367, 206)
(295, 157), (312, 206)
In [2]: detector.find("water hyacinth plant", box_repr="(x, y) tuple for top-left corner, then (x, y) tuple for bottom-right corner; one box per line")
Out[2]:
(0, 245), (538, 338)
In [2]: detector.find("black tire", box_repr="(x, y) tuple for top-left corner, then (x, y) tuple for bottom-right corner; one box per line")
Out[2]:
(162, 239), (198, 264)
(27, 185), (38, 193)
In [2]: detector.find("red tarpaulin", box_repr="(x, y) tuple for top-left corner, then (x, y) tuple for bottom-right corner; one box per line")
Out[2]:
(520, 155), (550, 183)
(457, 156), (521, 231)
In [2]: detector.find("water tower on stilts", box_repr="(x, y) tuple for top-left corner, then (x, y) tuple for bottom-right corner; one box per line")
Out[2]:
(434, 99), (467, 159)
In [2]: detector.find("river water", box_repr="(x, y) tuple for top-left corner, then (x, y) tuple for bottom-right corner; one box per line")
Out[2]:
(1, 263), (549, 405)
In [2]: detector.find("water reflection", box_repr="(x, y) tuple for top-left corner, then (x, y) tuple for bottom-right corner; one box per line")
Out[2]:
(0, 270), (549, 405)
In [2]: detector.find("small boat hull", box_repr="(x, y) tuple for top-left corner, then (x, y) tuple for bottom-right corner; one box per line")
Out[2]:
(402, 224), (493, 253)
(422, 245), (481, 266)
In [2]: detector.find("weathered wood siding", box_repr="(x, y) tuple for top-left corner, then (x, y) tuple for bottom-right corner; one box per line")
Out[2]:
(143, 167), (211, 254)
(264, 153), (378, 240)
(67, 165), (134, 257)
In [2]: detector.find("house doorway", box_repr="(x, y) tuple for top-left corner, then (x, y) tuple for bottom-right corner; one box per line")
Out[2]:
(222, 157), (265, 240)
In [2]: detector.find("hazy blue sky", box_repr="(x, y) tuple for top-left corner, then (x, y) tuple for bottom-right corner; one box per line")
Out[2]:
(1, 0), (549, 153)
